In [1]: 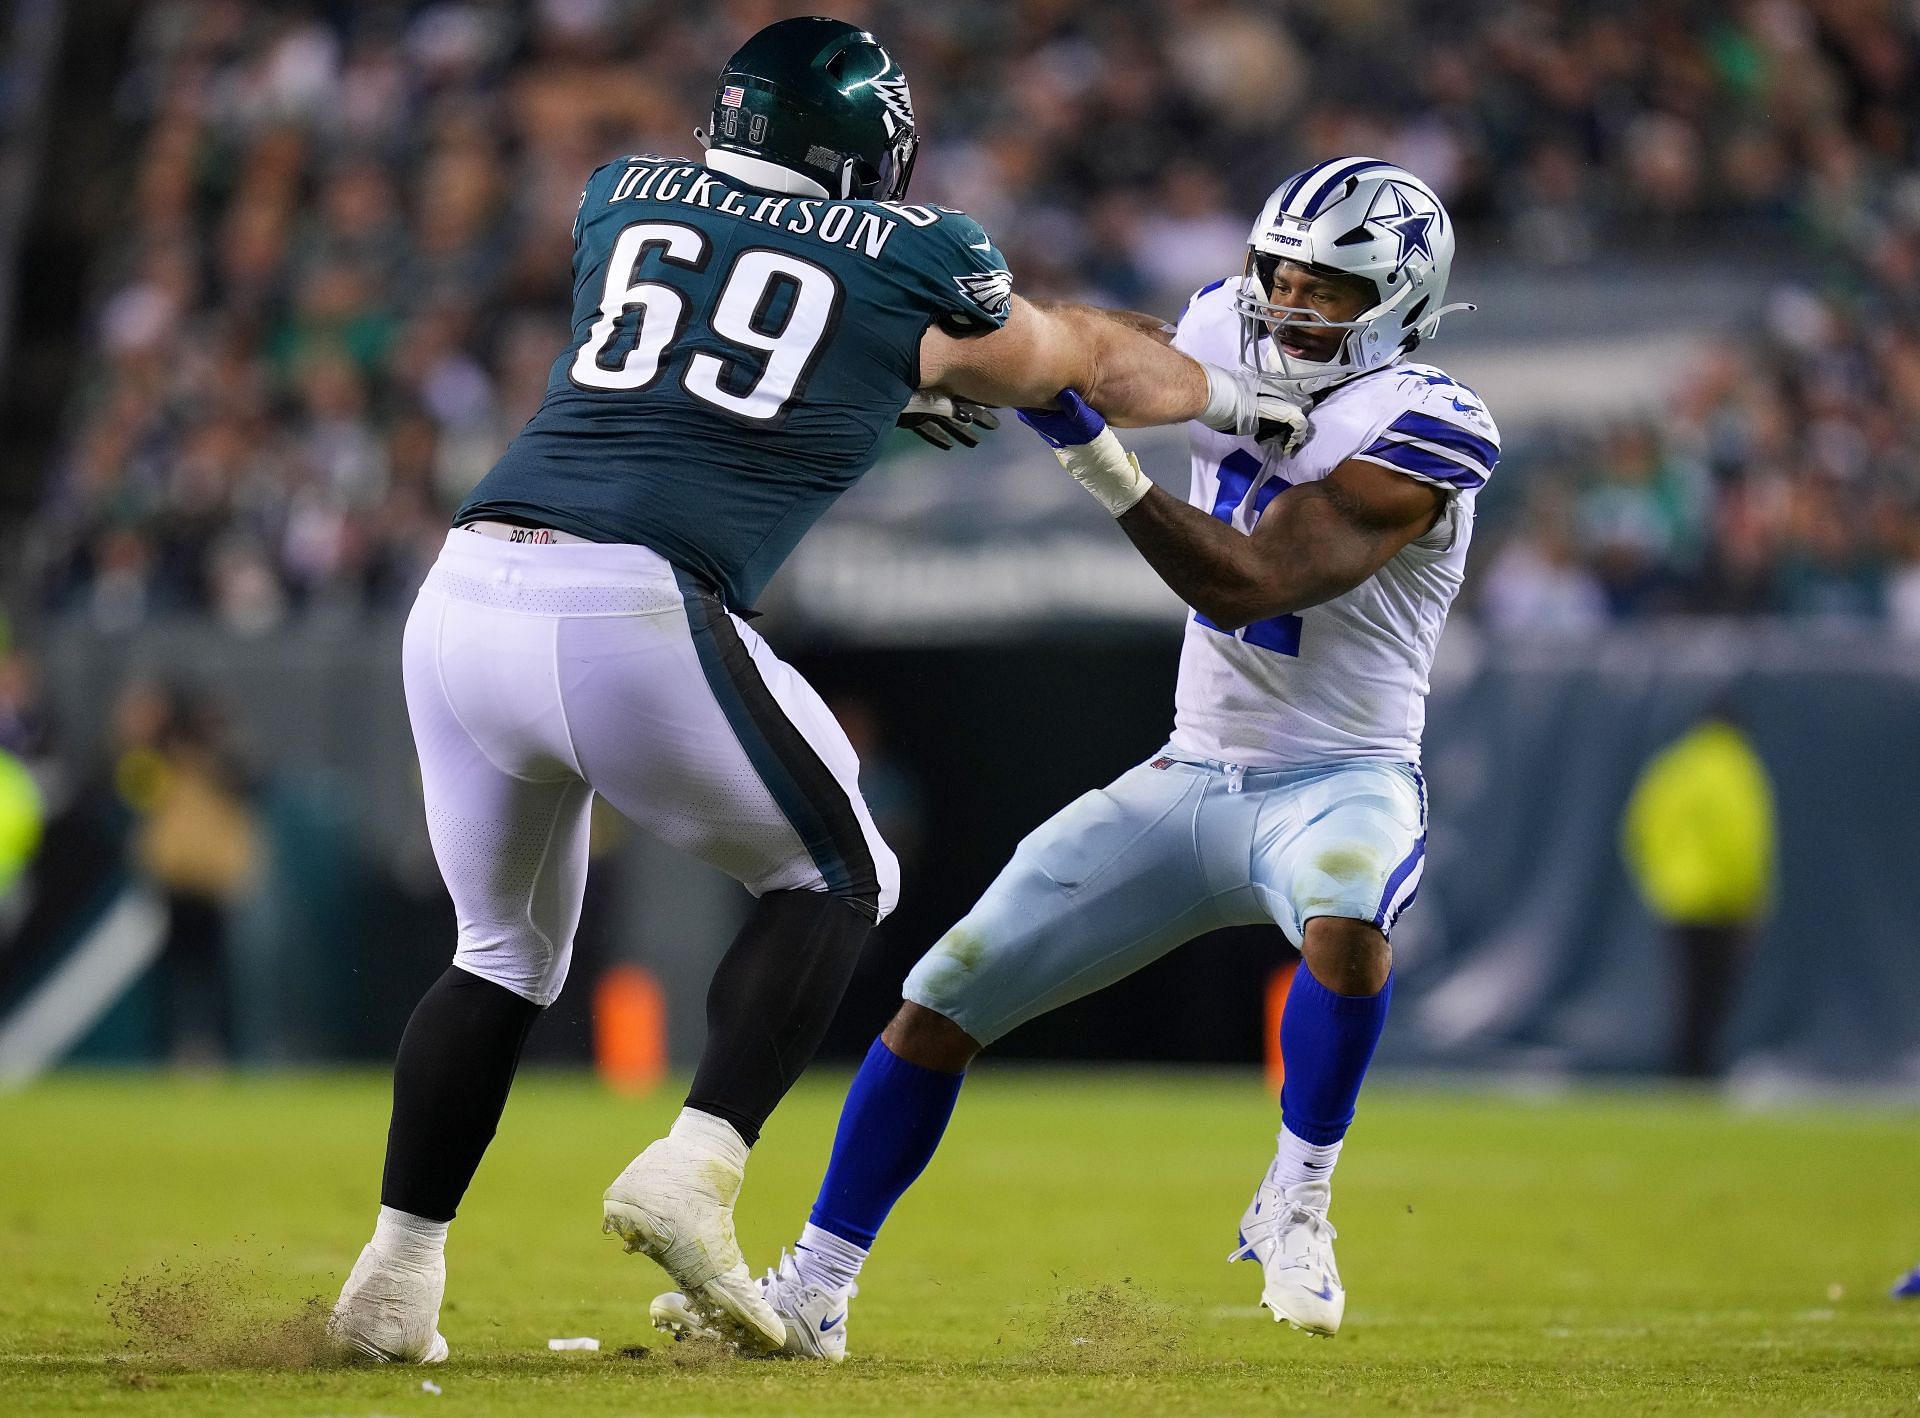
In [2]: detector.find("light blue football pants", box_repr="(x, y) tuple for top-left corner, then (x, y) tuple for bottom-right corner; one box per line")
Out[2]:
(903, 751), (1426, 1046)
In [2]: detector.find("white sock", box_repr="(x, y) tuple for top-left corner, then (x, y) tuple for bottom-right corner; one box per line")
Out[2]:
(671, 1107), (751, 1170)
(372, 1205), (448, 1266)
(792, 1222), (867, 1294)
(1268, 1126), (1342, 1198)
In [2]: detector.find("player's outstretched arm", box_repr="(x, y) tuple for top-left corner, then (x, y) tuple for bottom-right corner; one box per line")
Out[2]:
(1030, 299), (1178, 346)
(919, 295), (1246, 431)
(1020, 391), (1442, 628)
(1119, 464), (1443, 629)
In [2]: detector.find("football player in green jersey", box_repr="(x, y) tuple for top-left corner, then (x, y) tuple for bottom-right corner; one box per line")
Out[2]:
(329, 15), (1301, 1362)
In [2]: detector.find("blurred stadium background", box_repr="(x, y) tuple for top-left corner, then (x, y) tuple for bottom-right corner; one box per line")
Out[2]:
(5, 0), (1919, 1092)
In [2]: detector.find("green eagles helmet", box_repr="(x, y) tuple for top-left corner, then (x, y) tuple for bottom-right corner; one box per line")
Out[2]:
(705, 16), (919, 202)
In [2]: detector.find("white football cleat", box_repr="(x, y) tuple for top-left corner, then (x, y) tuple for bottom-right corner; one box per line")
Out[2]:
(652, 1251), (852, 1362)
(328, 1241), (450, 1363)
(602, 1132), (784, 1351)
(1228, 1177), (1345, 1336)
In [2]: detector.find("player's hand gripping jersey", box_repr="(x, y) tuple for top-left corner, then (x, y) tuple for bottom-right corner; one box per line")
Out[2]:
(460, 156), (1012, 609)
(1168, 278), (1502, 770)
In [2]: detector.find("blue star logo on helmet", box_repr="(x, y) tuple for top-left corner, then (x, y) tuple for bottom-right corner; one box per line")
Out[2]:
(1368, 182), (1437, 272)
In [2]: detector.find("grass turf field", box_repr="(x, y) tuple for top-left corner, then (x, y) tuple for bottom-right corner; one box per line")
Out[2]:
(1, 1070), (1916, 1416)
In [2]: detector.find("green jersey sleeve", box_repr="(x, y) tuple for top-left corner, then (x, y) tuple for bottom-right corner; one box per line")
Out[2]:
(571, 158), (635, 241)
(572, 154), (697, 243)
(905, 207), (1014, 336)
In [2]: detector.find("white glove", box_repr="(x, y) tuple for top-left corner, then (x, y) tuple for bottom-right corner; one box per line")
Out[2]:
(1198, 363), (1312, 456)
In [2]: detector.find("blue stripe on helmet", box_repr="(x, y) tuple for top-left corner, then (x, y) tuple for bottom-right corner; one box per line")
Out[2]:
(1386, 411), (1500, 469)
(1275, 160), (1331, 215)
(1297, 158), (1395, 218)
(1358, 439), (1488, 489)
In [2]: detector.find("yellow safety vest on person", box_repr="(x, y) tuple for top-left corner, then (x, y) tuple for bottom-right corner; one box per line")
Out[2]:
(0, 747), (44, 895)
(1621, 719), (1776, 926)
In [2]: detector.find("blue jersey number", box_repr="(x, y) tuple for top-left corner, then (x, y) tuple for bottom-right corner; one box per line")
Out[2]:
(1193, 450), (1302, 656)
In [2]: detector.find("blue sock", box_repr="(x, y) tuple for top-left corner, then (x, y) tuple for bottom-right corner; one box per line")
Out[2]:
(1278, 967), (1393, 1145)
(808, 1036), (965, 1249)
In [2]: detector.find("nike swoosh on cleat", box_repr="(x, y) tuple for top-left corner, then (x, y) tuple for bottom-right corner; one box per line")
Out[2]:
(819, 1314), (844, 1332)
(1309, 1282), (1336, 1301)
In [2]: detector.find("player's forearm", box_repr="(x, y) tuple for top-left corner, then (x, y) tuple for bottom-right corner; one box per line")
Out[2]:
(1045, 304), (1209, 428)
(922, 298), (1238, 430)
(1113, 486), (1290, 628)
(1115, 484), (1372, 628)
(1030, 299), (1175, 345)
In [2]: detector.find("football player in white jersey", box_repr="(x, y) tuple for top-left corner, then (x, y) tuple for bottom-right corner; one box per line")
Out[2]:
(651, 158), (1496, 1357)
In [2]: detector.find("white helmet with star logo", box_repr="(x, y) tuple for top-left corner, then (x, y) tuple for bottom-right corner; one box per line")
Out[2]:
(1235, 157), (1474, 398)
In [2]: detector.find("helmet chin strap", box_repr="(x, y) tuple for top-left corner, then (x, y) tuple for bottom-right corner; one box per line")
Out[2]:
(699, 137), (830, 198)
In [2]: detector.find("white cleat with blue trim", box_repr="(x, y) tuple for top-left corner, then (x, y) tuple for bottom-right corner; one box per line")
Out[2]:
(1229, 1177), (1345, 1336)
(652, 1251), (853, 1362)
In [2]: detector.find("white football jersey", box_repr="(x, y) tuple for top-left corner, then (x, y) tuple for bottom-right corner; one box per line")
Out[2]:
(1167, 278), (1500, 769)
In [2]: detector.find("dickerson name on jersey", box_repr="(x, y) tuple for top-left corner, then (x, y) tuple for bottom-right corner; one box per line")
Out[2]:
(604, 161), (946, 260)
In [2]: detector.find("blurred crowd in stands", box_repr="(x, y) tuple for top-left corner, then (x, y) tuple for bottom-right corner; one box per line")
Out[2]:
(15, 0), (1920, 631)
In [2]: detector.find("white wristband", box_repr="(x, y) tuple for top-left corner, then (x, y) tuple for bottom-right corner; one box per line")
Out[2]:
(1198, 361), (1253, 434)
(1048, 427), (1153, 517)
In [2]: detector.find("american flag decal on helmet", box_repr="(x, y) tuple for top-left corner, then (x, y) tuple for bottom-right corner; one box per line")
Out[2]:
(720, 84), (745, 108)
(953, 269), (1013, 317)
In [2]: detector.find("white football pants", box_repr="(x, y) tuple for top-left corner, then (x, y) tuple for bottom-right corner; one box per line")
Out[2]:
(904, 753), (1424, 1045)
(402, 529), (899, 1006)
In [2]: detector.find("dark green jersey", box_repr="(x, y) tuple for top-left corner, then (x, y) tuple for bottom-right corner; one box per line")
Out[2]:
(459, 155), (1013, 608)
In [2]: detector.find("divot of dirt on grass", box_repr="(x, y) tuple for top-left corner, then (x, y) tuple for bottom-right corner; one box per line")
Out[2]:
(662, 1333), (737, 1369)
(105, 1255), (343, 1371)
(1027, 1280), (1188, 1371)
